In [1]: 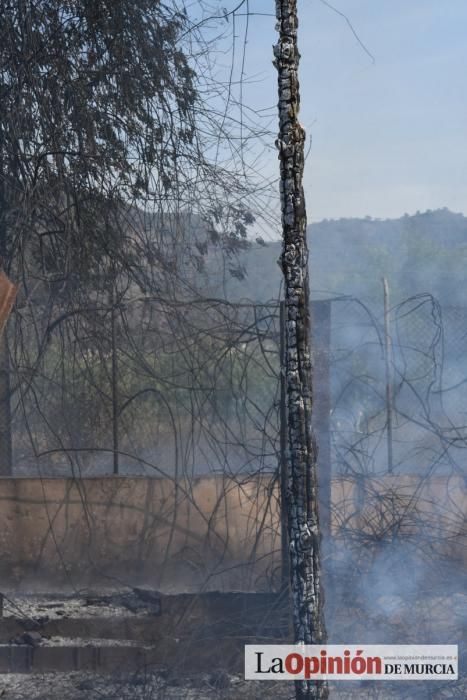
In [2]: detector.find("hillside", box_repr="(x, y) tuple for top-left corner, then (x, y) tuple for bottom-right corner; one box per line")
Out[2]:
(202, 208), (467, 309)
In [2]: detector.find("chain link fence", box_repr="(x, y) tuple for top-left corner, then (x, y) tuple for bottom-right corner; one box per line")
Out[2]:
(331, 294), (467, 477)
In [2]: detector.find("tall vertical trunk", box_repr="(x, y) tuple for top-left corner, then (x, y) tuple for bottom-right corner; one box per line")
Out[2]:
(382, 277), (394, 474)
(0, 114), (12, 476)
(279, 300), (289, 593)
(274, 2), (328, 699)
(110, 291), (119, 475)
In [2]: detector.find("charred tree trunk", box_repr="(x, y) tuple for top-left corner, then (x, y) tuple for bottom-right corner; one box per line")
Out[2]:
(274, 2), (328, 699)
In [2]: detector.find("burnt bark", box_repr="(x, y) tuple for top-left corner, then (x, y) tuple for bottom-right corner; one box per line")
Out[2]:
(274, 1), (328, 698)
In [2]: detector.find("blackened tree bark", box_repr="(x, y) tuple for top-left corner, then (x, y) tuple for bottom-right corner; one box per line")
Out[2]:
(274, 2), (328, 699)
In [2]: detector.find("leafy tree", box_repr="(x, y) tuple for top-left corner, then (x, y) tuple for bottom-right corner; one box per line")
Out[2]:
(0, 0), (199, 278)
(0, 0), (257, 472)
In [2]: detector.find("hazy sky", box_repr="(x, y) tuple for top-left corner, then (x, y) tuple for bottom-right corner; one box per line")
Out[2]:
(204, 0), (467, 222)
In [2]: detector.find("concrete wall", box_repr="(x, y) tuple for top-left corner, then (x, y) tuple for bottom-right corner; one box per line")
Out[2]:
(331, 474), (467, 564)
(0, 474), (464, 592)
(0, 475), (281, 592)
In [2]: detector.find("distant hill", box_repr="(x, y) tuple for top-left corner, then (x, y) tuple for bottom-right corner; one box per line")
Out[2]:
(201, 208), (467, 309)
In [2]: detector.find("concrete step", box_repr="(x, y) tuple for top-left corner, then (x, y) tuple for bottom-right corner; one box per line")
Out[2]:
(0, 635), (254, 674)
(0, 617), (158, 643)
(0, 591), (289, 644)
(0, 591), (290, 674)
(0, 641), (154, 673)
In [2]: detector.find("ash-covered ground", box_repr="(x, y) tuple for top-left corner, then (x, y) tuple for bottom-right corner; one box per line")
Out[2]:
(0, 672), (464, 699)
(0, 672), (291, 700)
(0, 584), (464, 699)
